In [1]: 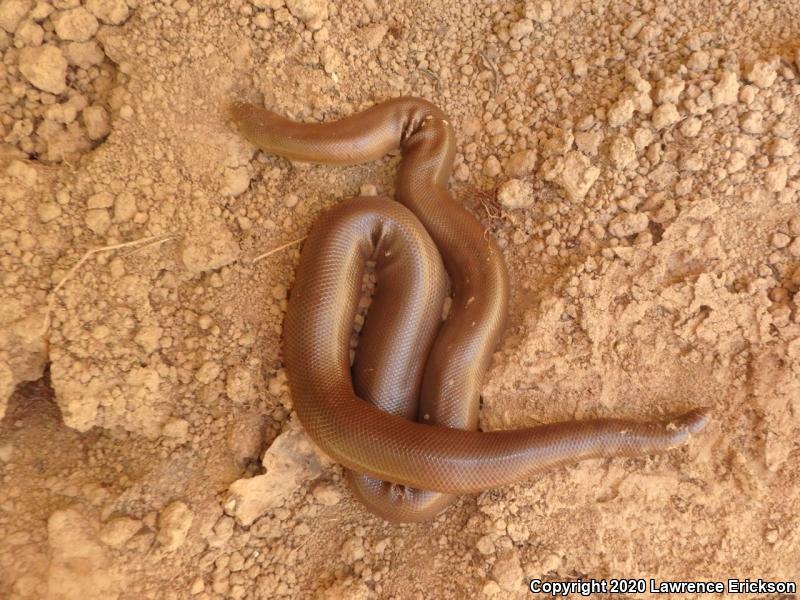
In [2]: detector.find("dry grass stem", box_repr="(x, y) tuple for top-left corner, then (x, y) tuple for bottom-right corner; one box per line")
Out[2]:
(251, 237), (306, 264)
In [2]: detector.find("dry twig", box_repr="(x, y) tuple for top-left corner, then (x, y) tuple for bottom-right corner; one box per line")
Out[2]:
(41, 234), (173, 335)
(478, 51), (499, 95)
(417, 67), (441, 91)
(251, 237), (306, 264)
(40, 231), (305, 337)
(124, 235), (175, 257)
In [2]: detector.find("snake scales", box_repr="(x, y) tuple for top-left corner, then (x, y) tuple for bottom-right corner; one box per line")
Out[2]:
(230, 97), (709, 522)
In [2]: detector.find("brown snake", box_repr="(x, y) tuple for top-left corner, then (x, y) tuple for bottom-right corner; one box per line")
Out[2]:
(230, 97), (710, 522)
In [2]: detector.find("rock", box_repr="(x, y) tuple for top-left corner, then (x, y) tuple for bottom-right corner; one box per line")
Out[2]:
(224, 421), (326, 526)
(230, 553), (245, 572)
(47, 508), (117, 598)
(341, 536), (365, 562)
(745, 59), (777, 89)
(607, 96), (634, 127)
(14, 17), (42, 45)
(492, 549), (524, 592)
(727, 152), (747, 173)
(711, 71), (739, 106)
(482, 580), (502, 597)
(575, 131), (603, 155)
(227, 412), (268, 468)
(311, 482), (341, 506)
(740, 111), (763, 134)
(107, 257), (127, 279)
(85, 208), (111, 235)
(38, 201), (65, 225)
(28, 0), (51, 20)
(787, 237), (800, 258)
(113, 191), (136, 222)
(509, 18), (533, 40)
(38, 120), (92, 162)
(51, 7), (98, 41)
(358, 184), (377, 196)
(497, 178), (535, 209)
(767, 138), (794, 158)
(195, 361), (220, 384)
(739, 84), (757, 105)
(771, 232), (790, 249)
(100, 516), (142, 548)
(504, 149), (537, 176)
(540, 151), (600, 201)
(180, 221), (240, 273)
(531, 551), (562, 574)
(654, 76), (685, 104)
(545, 229), (560, 247)
(18, 44), (68, 94)
(475, 534), (495, 555)
(221, 166), (251, 197)
(133, 325), (162, 354)
(49, 358), (107, 431)
(624, 65), (651, 92)
(679, 150), (705, 172)
(0, 0), (32, 33)
(608, 135), (636, 169)
(769, 96), (786, 115)
(83, 105), (111, 140)
(7, 159), (37, 185)
(225, 365), (256, 404)
(45, 101), (79, 125)
(571, 57), (587, 77)
(64, 40), (105, 68)
(485, 118), (506, 136)
(285, 0), (328, 30)
(632, 90), (653, 114)
(207, 515), (235, 548)
(686, 50), (710, 71)
(156, 501), (193, 551)
(608, 212), (649, 237)
(37, 202), (61, 224)
(679, 117), (702, 138)
(87, 191), (113, 209)
(267, 369), (289, 399)
(632, 127), (653, 150)
(361, 23), (387, 49)
(85, 0), (129, 24)
(765, 430), (789, 472)
(524, 0), (552, 23)
(190, 578), (205, 595)
(541, 128), (573, 157)
(0, 309), (49, 420)
(483, 155), (502, 177)
(651, 102), (681, 129)
(316, 576), (371, 600)
(161, 418), (189, 443)
(764, 164), (788, 192)
(319, 45), (341, 74)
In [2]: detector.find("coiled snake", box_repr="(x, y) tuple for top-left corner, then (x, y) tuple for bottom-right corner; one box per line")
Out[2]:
(230, 97), (709, 522)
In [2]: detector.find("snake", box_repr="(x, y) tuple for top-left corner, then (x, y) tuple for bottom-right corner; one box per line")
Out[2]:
(229, 97), (710, 522)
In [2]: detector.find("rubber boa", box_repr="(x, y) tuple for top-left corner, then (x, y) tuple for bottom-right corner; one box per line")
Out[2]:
(229, 97), (709, 522)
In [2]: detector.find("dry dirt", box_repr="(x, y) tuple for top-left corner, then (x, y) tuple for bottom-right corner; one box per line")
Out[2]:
(1, 0), (800, 598)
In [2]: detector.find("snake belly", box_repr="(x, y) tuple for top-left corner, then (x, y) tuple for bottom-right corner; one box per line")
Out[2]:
(230, 97), (710, 522)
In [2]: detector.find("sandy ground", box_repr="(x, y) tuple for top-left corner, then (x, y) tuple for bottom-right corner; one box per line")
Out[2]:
(1, 0), (800, 598)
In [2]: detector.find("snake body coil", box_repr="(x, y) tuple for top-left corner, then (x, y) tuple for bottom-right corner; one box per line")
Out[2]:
(230, 97), (709, 522)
